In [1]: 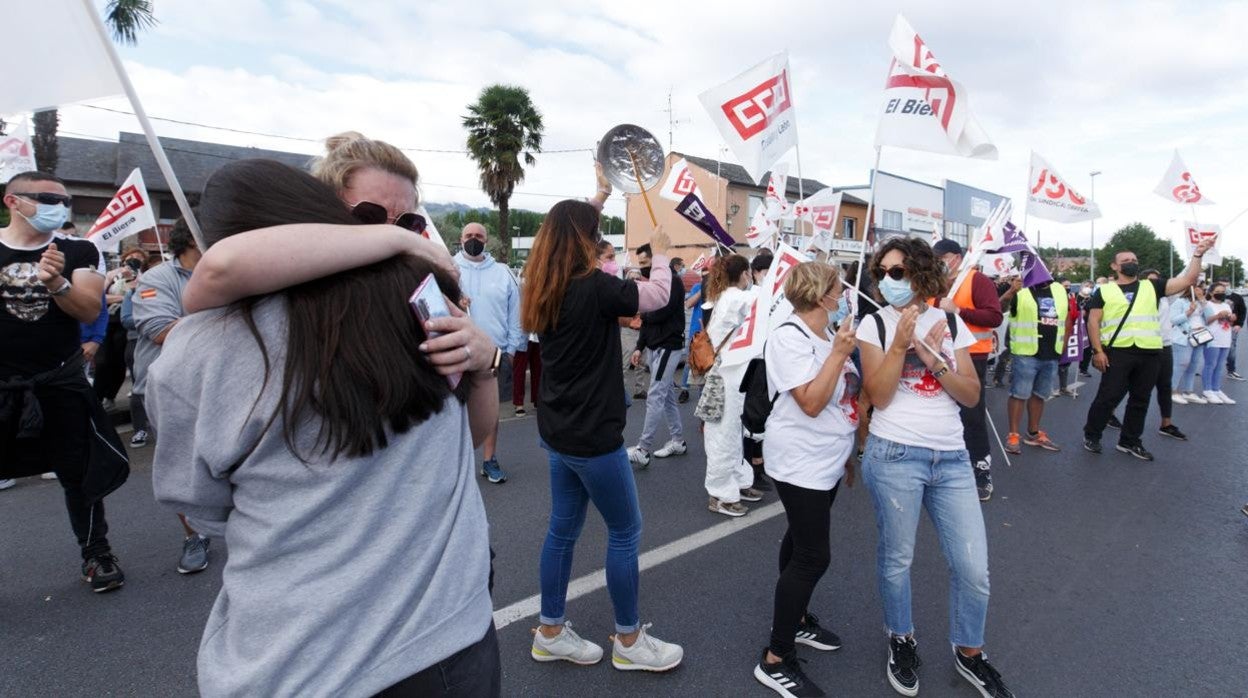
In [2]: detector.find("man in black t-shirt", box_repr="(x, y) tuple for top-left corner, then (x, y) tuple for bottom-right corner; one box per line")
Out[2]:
(0, 171), (128, 593)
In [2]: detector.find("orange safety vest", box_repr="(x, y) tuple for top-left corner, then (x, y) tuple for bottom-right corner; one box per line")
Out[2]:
(945, 270), (996, 354)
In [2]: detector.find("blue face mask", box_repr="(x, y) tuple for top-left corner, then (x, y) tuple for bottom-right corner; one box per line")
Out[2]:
(828, 298), (849, 327)
(878, 275), (916, 307)
(19, 202), (70, 234)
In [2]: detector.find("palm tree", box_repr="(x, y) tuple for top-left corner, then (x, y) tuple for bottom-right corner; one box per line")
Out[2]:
(32, 0), (157, 173)
(463, 85), (544, 263)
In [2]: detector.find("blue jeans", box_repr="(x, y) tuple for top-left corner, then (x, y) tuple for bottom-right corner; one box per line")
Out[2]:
(539, 444), (642, 634)
(1008, 354), (1058, 400)
(1171, 342), (1197, 392)
(1202, 345), (1229, 392)
(1229, 330), (1240, 373)
(861, 436), (991, 648)
(638, 348), (683, 450)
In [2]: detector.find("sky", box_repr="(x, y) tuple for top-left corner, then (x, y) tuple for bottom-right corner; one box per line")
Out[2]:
(56, 0), (1248, 265)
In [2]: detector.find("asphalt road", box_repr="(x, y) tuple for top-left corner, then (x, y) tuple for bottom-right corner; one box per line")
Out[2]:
(2, 357), (1247, 697)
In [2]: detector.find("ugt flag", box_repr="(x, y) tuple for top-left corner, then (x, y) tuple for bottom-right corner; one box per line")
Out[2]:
(0, 1), (124, 114)
(874, 14), (997, 159)
(1154, 150), (1214, 205)
(1182, 221), (1222, 265)
(659, 158), (706, 203)
(699, 52), (799, 183)
(1026, 152), (1101, 223)
(86, 168), (157, 252)
(675, 193), (736, 248)
(0, 121), (38, 183)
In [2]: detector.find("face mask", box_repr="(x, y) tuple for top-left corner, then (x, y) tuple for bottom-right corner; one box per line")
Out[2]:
(18, 202), (69, 234)
(828, 298), (848, 327)
(1118, 262), (1140, 278)
(462, 238), (486, 257)
(1080, 286), (1091, 296)
(601, 260), (619, 276)
(1213, 293), (1226, 302)
(640, 266), (652, 279)
(878, 275), (915, 307)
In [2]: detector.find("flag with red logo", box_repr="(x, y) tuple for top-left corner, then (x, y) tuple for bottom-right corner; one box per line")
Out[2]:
(690, 253), (710, 274)
(874, 14), (997, 160)
(764, 163), (791, 221)
(746, 205), (777, 249)
(792, 188), (844, 252)
(659, 158), (706, 203)
(1155, 150), (1214, 206)
(721, 242), (804, 366)
(86, 168), (157, 252)
(698, 52), (799, 183)
(948, 198), (1011, 298)
(0, 121), (38, 183)
(1182, 221), (1222, 264)
(1026, 152), (1100, 223)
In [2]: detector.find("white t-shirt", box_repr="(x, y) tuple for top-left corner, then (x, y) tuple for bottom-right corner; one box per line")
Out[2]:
(1203, 300), (1234, 348)
(856, 305), (975, 451)
(763, 321), (859, 491)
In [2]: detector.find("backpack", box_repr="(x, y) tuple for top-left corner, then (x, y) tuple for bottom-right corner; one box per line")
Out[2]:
(740, 321), (808, 437)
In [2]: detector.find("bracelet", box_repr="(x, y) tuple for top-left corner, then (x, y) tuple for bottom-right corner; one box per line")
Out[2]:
(50, 278), (72, 296)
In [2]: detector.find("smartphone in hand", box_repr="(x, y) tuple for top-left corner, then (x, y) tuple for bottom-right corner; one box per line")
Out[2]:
(410, 275), (462, 390)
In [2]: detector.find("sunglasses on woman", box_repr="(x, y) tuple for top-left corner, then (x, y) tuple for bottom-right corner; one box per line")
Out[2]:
(876, 265), (907, 281)
(14, 192), (73, 207)
(349, 200), (426, 234)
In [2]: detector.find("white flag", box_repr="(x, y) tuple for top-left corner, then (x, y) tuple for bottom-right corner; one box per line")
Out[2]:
(931, 220), (943, 244)
(1026, 152), (1101, 223)
(746, 206), (777, 249)
(86, 168), (157, 252)
(950, 199), (1012, 298)
(1154, 150), (1214, 206)
(414, 205), (450, 252)
(699, 52), (799, 183)
(0, 121), (38, 183)
(658, 158), (706, 203)
(721, 242), (804, 366)
(763, 163), (791, 221)
(0, 1), (124, 114)
(874, 14), (997, 159)
(981, 252), (1018, 278)
(1182, 221), (1222, 265)
(792, 188), (844, 252)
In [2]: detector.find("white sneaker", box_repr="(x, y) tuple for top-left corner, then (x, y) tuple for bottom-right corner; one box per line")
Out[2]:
(1216, 391), (1236, 405)
(1203, 390), (1226, 404)
(1185, 392), (1208, 404)
(626, 446), (650, 467)
(0, 479), (15, 491)
(531, 621), (603, 665)
(652, 440), (687, 458)
(41, 472), (58, 480)
(1171, 393), (1189, 405)
(612, 623), (684, 672)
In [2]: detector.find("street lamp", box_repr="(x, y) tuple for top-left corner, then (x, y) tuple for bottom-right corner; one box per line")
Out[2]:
(1089, 170), (1101, 283)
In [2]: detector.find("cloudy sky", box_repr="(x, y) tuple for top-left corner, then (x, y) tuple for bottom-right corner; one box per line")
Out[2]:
(60, 0), (1248, 264)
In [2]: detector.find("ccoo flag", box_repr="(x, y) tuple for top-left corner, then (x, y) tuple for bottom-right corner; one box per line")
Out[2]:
(874, 14), (997, 159)
(1026, 152), (1101, 223)
(699, 52), (799, 183)
(86, 168), (157, 252)
(659, 158), (706, 203)
(792, 188), (844, 252)
(1182, 221), (1222, 265)
(1154, 150), (1214, 206)
(0, 121), (38, 183)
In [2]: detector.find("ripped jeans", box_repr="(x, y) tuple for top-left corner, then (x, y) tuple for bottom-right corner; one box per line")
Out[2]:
(861, 435), (990, 648)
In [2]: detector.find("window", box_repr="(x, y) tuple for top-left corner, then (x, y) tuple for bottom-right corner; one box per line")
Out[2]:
(841, 217), (857, 240)
(881, 209), (903, 231)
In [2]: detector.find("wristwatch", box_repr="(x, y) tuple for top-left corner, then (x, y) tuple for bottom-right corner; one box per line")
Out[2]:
(50, 277), (72, 296)
(932, 362), (950, 378)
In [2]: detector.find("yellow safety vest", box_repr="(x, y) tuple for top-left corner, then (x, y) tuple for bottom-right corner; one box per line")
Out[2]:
(1098, 281), (1162, 349)
(1009, 282), (1068, 356)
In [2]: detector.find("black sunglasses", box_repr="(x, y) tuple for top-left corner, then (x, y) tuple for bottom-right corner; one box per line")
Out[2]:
(350, 200), (426, 234)
(876, 265), (908, 281)
(13, 192), (73, 207)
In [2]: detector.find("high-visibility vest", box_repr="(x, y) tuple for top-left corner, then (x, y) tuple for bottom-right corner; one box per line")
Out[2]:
(952, 270), (996, 354)
(1009, 282), (1068, 356)
(1098, 281), (1162, 349)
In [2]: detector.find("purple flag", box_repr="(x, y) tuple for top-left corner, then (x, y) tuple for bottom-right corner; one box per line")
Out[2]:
(676, 193), (736, 248)
(1060, 313), (1088, 366)
(991, 221), (1032, 254)
(1018, 248), (1054, 288)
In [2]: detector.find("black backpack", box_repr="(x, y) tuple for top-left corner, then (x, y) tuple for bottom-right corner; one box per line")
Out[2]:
(740, 321), (808, 437)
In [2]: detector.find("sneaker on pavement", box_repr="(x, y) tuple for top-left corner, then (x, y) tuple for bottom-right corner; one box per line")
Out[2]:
(1079, 370), (1092, 378)
(973, 461), (993, 502)
(612, 623), (683, 672)
(887, 635), (922, 697)
(653, 440), (687, 458)
(627, 446), (651, 467)
(632, 390), (647, 400)
(678, 388), (690, 404)
(129, 429), (149, 448)
(514, 406), (527, 417)
(754, 649), (826, 697)
(1203, 390), (1226, 404)
(1185, 391), (1208, 404)
(708, 497), (748, 517)
(1171, 393), (1189, 405)
(1059, 388), (1077, 397)
(530, 621), (603, 665)
(954, 649), (1015, 698)
(1158, 424), (1188, 440)
(82, 553), (125, 593)
(1116, 442), (1155, 461)
(1216, 391), (1236, 405)
(1024, 430), (1061, 451)
(795, 612), (841, 651)
(739, 487), (764, 502)
(41, 472), (57, 480)
(1227, 371), (1245, 381)
(177, 534), (211, 575)
(1004, 433), (1021, 455)
(481, 458), (507, 484)
(1083, 438), (1102, 454)
(0, 478), (15, 491)
(1106, 415), (1122, 429)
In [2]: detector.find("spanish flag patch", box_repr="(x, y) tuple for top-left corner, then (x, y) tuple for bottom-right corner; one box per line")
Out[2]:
(139, 288), (157, 300)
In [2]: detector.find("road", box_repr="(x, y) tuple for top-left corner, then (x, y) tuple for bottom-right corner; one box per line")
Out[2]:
(2, 362), (1246, 696)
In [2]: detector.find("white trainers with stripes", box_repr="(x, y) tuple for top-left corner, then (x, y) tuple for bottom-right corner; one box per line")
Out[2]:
(530, 622), (603, 665)
(611, 623), (683, 672)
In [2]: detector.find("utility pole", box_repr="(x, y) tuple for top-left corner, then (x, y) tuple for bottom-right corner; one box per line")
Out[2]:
(1089, 170), (1101, 283)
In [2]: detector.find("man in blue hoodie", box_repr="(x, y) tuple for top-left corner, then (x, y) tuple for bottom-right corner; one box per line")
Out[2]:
(455, 222), (523, 484)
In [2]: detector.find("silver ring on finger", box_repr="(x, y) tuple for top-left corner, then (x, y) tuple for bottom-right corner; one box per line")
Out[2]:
(464, 346), (472, 363)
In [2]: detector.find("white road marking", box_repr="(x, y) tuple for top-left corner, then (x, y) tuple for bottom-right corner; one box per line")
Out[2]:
(493, 500), (785, 630)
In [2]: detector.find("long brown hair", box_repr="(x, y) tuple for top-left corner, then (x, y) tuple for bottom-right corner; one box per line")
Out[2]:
(704, 254), (749, 302)
(521, 199), (600, 334)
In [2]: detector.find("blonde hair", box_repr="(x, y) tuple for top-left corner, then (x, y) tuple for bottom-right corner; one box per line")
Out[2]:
(311, 131), (420, 201)
(784, 262), (841, 312)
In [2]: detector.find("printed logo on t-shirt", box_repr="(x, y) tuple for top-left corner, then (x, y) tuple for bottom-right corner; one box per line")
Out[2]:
(1039, 297), (1059, 327)
(0, 261), (50, 322)
(840, 367), (862, 426)
(898, 329), (956, 399)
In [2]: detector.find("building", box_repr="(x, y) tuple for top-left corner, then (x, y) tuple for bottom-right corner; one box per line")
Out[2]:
(623, 152), (868, 265)
(841, 170), (1010, 249)
(942, 179), (1009, 247)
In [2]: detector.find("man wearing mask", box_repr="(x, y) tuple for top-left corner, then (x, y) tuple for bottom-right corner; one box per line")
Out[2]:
(627, 256), (687, 466)
(455, 222), (523, 484)
(932, 239), (1004, 501)
(0, 172), (128, 592)
(1077, 282), (1096, 376)
(1082, 243), (1212, 459)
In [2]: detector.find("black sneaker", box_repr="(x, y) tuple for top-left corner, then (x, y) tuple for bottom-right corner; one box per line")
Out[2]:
(1083, 438), (1102, 454)
(973, 461), (993, 502)
(1116, 442), (1154, 461)
(1158, 424), (1188, 441)
(678, 388), (690, 404)
(795, 612), (841, 651)
(1079, 370), (1092, 378)
(1106, 415), (1122, 430)
(954, 649), (1014, 698)
(1227, 371), (1245, 381)
(753, 471), (774, 492)
(82, 554), (125, 593)
(887, 635), (922, 696)
(754, 649), (825, 697)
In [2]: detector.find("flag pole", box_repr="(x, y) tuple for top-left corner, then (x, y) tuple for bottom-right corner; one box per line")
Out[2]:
(80, 0), (205, 251)
(851, 146), (884, 314)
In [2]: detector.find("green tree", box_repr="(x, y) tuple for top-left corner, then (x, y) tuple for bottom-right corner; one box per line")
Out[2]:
(1208, 255), (1244, 286)
(463, 85), (543, 263)
(1096, 223), (1182, 279)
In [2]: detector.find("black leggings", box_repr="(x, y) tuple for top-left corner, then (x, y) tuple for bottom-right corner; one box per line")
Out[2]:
(769, 480), (840, 657)
(374, 624), (500, 697)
